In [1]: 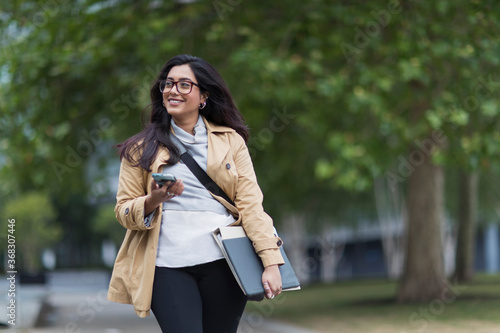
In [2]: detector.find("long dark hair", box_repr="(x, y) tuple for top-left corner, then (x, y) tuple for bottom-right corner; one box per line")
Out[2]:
(117, 54), (249, 171)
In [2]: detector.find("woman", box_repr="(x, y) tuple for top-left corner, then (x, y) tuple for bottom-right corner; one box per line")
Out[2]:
(107, 54), (284, 333)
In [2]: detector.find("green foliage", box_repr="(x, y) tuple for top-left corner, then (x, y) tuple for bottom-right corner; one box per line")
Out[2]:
(322, 0), (500, 184)
(91, 203), (126, 246)
(0, 191), (61, 272)
(2, 0), (500, 236)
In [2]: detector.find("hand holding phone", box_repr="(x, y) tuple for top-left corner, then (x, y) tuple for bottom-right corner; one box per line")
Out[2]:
(152, 173), (177, 188)
(146, 173), (183, 215)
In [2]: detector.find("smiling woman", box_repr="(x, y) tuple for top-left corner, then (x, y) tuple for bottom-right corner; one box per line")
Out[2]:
(107, 54), (285, 333)
(159, 64), (208, 133)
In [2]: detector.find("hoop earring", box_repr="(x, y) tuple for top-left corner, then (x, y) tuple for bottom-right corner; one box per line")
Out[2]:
(199, 101), (207, 109)
(162, 100), (166, 108)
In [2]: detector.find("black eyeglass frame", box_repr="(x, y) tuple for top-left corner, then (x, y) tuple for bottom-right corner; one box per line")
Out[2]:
(158, 79), (200, 95)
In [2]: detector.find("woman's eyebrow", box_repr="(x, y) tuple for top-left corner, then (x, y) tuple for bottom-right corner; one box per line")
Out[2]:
(166, 76), (194, 81)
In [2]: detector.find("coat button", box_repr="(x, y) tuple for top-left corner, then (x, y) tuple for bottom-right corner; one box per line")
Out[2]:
(226, 163), (231, 170)
(277, 239), (283, 247)
(125, 208), (130, 215)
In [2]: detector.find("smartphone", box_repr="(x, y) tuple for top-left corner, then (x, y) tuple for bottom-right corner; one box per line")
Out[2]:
(152, 173), (177, 187)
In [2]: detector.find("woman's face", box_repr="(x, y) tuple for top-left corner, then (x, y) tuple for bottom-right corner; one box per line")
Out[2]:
(162, 64), (207, 123)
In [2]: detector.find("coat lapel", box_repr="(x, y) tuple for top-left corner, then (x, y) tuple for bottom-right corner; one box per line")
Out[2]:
(205, 118), (233, 172)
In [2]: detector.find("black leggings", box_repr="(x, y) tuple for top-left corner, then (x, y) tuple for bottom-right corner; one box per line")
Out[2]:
(151, 259), (247, 333)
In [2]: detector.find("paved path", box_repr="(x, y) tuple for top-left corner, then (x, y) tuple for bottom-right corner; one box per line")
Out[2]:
(1, 271), (316, 333)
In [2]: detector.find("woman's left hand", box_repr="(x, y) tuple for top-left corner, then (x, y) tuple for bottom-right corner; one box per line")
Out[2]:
(262, 264), (282, 299)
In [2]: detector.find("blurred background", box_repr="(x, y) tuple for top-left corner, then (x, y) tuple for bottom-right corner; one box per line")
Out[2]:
(1, 0), (500, 332)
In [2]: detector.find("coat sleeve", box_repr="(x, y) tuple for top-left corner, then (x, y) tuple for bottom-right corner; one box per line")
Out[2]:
(114, 157), (159, 231)
(232, 135), (285, 267)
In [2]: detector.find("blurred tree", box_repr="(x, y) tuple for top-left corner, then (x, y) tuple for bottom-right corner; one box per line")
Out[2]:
(0, 0), (209, 266)
(215, 0), (500, 298)
(453, 170), (478, 282)
(0, 191), (61, 272)
(1, 0), (373, 271)
(92, 203), (126, 247)
(2, 0), (500, 300)
(416, 2), (500, 283)
(304, 1), (500, 299)
(0, 1), (189, 196)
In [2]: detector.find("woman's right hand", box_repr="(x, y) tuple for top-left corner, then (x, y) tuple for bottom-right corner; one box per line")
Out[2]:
(144, 179), (184, 215)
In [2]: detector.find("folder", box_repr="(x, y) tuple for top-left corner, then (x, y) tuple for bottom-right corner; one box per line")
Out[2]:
(213, 226), (301, 301)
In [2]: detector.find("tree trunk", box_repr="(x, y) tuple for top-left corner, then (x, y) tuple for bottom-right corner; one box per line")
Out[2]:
(453, 170), (478, 282)
(397, 150), (447, 302)
(443, 226), (457, 276)
(374, 176), (406, 280)
(319, 223), (345, 283)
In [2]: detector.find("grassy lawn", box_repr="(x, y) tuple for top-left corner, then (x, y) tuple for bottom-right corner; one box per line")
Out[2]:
(245, 274), (500, 332)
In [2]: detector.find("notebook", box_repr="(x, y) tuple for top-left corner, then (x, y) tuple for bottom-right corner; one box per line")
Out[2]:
(213, 226), (301, 301)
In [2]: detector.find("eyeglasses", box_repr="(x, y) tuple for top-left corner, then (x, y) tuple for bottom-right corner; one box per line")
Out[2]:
(159, 80), (200, 95)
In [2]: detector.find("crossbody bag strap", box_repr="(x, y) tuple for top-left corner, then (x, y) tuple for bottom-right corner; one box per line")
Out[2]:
(170, 133), (236, 207)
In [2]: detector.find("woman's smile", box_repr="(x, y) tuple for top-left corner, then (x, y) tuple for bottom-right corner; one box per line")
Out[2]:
(167, 97), (184, 106)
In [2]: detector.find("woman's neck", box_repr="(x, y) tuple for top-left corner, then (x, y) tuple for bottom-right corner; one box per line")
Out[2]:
(172, 115), (198, 135)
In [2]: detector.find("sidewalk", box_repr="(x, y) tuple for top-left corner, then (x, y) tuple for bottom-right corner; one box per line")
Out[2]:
(1, 271), (317, 333)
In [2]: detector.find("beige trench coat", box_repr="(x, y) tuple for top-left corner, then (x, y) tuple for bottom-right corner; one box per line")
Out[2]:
(107, 117), (285, 317)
